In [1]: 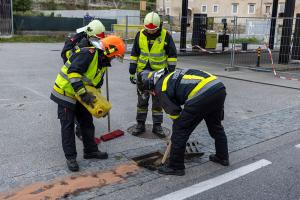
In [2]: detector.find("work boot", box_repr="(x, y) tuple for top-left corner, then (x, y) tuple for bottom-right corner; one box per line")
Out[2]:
(158, 164), (185, 176)
(209, 154), (230, 166)
(66, 159), (79, 172)
(152, 124), (166, 138)
(132, 122), (145, 136)
(84, 151), (108, 159)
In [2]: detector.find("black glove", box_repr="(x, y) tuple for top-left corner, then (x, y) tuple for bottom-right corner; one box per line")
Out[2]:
(79, 92), (96, 108)
(130, 74), (136, 84)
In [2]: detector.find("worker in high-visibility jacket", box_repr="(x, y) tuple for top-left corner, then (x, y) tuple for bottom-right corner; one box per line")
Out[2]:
(61, 19), (106, 64)
(137, 68), (229, 176)
(61, 19), (106, 141)
(50, 35), (126, 172)
(129, 12), (177, 138)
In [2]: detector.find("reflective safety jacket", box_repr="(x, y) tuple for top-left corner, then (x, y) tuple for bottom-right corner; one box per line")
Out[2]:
(129, 28), (177, 74)
(155, 69), (225, 119)
(51, 47), (110, 109)
(61, 32), (90, 63)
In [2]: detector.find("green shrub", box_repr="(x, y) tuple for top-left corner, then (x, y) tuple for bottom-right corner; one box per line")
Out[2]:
(231, 37), (261, 44)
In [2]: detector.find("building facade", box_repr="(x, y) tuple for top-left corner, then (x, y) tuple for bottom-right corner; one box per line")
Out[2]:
(156, 0), (300, 18)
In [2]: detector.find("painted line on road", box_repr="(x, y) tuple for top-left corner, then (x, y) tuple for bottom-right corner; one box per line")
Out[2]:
(19, 85), (48, 99)
(154, 159), (272, 200)
(295, 144), (300, 148)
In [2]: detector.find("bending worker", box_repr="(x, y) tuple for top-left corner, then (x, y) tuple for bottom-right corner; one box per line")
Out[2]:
(50, 35), (126, 172)
(61, 19), (106, 140)
(129, 11), (177, 138)
(137, 68), (229, 176)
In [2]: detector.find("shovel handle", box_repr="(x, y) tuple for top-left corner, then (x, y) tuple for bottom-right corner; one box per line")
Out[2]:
(105, 70), (111, 133)
(161, 141), (172, 164)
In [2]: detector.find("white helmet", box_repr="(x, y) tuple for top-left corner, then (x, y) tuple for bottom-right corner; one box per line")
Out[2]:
(144, 12), (161, 30)
(76, 19), (106, 38)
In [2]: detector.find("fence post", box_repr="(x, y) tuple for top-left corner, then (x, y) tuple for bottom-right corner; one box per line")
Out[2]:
(256, 46), (261, 67)
(230, 16), (237, 69)
(10, 0), (14, 36)
(169, 15), (172, 36)
(180, 0), (188, 52)
(125, 15), (129, 41)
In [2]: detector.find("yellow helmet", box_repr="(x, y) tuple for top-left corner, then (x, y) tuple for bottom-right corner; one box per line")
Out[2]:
(76, 19), (106, 38)
(144, 12), (161, 30)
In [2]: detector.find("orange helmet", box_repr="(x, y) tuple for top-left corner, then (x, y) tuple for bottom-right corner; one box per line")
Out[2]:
(101, 35), (126, 58)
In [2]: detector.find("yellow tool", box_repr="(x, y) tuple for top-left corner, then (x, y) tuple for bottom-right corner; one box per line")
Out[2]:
(75, 85), (111, 118)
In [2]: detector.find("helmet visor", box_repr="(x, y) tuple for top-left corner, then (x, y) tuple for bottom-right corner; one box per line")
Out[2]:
(96, 32), (105, 39)
(144, 23), (159, 30)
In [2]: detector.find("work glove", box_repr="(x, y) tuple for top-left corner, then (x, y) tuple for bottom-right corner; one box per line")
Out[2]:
(79, 92), (96, 108)
(130, 74), (137, 84)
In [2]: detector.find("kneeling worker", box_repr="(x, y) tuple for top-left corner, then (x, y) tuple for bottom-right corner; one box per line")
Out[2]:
(137, 68), (229, 176)
(50, 35), (126, 172)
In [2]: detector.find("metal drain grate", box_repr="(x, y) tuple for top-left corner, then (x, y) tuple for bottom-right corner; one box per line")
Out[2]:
(185, 141), (205, 159)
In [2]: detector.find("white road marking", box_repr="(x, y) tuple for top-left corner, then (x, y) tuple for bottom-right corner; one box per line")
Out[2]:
(154, 159), (272, 200)
(19, 86), (48, 99)
(295, 144), (300, 148)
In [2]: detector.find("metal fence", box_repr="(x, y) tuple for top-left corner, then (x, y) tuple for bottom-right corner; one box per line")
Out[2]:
(232, 16), (300, 78)
(0, 0), (13, 36)
(114, 15), (300, 78)
(13, 15), (117, 32)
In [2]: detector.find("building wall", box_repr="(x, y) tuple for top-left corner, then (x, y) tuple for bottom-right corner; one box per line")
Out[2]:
(156, 0), (300, 18)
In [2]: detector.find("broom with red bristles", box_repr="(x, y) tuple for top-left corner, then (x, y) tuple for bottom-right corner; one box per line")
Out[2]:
(94, 69), (124, 144)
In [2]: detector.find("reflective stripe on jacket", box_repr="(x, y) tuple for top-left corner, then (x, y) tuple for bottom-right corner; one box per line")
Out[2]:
(157, 69), (222, 119)
(52, 48), (107, 104)
(137, 29), (167, 72)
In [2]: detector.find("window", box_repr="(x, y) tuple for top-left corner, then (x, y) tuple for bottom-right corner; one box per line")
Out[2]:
(201, 5), (207, 13)
(232, 3), (238, 14)
(248, 3), (256, 14)
(265, 5), (271, 14)
(213, 5), (219, 13)
(166, 7), (170, 15)
(279, 3), (285, 13)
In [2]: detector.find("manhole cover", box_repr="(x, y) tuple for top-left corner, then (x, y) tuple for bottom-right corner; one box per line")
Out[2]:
(127, 124), (171, 139)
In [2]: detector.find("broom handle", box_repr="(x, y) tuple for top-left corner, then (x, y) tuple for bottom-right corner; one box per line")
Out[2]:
(105, 69), (111, 133)
(161, 140), (172, 164)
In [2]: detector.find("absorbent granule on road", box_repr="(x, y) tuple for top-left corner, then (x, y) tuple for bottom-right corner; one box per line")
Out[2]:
(0, 162), (139, 200)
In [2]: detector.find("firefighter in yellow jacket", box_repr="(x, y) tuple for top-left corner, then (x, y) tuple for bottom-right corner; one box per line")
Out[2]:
(61, 19), (106, 141)
(129, 12), (177, 138)
(50, 35), (126, 172)
(137, 68), (229, 176)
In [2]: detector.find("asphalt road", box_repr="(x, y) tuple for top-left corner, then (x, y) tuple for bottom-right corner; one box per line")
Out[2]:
(0, 43), (300, 199)
(95, 130), (300, 200)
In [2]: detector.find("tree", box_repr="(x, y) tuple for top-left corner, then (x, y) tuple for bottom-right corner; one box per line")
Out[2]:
(13, 0), (32, 12)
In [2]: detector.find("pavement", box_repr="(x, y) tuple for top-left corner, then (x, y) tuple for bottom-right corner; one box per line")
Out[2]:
(0, 43), (300, 199)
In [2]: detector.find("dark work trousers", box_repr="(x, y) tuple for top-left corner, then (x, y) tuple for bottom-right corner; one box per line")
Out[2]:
(136, 87), (163, 124)
(58, 102), (98, 160)
(169, 88), (228, 170)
